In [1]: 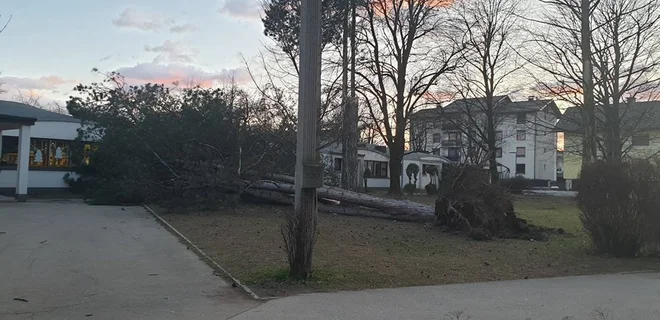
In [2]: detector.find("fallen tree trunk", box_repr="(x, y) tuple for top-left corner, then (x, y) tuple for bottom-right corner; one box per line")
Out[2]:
(241, 177), (435, 221)
(243, 188), (432, 222)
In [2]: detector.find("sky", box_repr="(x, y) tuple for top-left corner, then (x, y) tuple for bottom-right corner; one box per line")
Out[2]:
(0, 0), (267, 105)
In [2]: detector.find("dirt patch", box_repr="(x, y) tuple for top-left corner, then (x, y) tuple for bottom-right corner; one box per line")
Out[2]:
(161, 195), (659, 297)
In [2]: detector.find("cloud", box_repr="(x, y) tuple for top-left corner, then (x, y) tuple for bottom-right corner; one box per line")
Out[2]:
(115, 62), (251, 87)
(218, 0), (261, 19)
(144, 40), (197, 63)
(0, 75), (72, 90)
(170, 23), (197, 33)
(112, 7), (174, 31)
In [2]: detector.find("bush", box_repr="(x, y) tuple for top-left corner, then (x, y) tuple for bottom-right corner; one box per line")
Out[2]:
(499, 176), (530, 194)
(577, 160), (660, 257)
(403, 183), (417, 195)
(425, 183), (438, 195)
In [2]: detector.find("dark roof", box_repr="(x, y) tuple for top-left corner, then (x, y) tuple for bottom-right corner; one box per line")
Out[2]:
(0, 100), (80, 123)
(319, 142), (389, 157)
(0, 114), (37, 126)
(555, 101), (660, 133)
(412, 96), (560, 119)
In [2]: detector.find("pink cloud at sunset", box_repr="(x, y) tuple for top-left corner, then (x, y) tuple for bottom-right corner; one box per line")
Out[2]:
(114, 63), (251, 87)
(0, 75), (73, 90)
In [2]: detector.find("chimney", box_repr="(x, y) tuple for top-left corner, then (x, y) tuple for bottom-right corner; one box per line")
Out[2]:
(528, 96), (536, 101)
(627, 97), (636, 107)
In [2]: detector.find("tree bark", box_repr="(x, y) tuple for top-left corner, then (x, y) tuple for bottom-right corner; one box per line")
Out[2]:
(243, 187), (432, 222)
(388, 134), (404, 195)
(245, 178), (435, 218)
(340, 0), (355, 190)
(581, 0), (597, 167)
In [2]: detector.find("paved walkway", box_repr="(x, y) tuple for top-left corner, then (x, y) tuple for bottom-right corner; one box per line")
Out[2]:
(2, 201), (659, 320)
(0, 201), (259, 320)
(236, 272), (660, 320)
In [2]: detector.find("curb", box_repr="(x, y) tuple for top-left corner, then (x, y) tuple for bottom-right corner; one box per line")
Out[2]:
(142, 204), (261, 300)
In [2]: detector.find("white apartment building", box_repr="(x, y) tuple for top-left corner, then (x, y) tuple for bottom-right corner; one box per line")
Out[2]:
(410, 96), (560, 181)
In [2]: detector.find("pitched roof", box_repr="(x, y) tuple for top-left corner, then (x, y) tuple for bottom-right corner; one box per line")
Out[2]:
(319, 142), (389, 157)
(555, 100), (660, 133)
(0, 100), (80, 123)
(411, 96), (559, 119)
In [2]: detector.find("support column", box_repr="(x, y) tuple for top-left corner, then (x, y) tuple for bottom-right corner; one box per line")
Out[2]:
(16, 125), (31, 201)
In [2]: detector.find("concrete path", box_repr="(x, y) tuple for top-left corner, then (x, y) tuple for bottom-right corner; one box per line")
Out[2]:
(236, 272), (660, 320)
(0, 201), (259, 320)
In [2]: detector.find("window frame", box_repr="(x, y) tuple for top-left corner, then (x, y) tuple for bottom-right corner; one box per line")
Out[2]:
(632, 134), (650, 146)
(432, 133), (442, 143)
(495, 148), (502, 158)
(447, 147), (460, 160)
(333, 158), (342, 171)
(516, 130), (526, 141)
(516, 147), (526, 157)
(446, 131), (461, 142)
(516, 113), (527, 124)
(1, 137), (77, 170)
(516, 163), (526, 175)
(365, 160), (389, 178)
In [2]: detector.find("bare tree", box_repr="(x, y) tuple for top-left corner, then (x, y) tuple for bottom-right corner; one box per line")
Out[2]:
(444, 0), (525, 183)
(0, 14), (11, 94)
(530, 0), (660, 163)
(356, 0), (463, 195)
(14, 90), (69, 114)
(340, 0), (360, 191)
(524, 0), (599, 165)
(0, 14), (10, 34)
(591, 0), (660, 162)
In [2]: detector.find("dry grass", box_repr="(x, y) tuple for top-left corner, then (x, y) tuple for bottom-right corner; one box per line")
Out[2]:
(161, 195), (659, 297)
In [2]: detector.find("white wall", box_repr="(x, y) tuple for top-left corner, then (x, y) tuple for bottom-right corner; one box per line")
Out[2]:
(416, 110), (558, 181)
(0, 170), (77, 189)
(3, 121), (80, 140)
(323, 149), (392, 189)
(402, 159), (443, 189)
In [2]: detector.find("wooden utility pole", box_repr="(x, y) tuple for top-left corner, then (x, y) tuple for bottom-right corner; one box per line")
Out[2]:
(581, 0), (597, 166)
(292, 0), (322, 279)
(341, 0), (359, 191)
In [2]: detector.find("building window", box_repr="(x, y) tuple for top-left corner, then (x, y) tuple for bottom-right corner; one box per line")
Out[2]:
(447, 147), (460, 161)
(333, 158), (342, 171)
(365, 160), (388, 178)
(516, 164), (526, 175)
(30, 139), (49, 168)
(516, 147), (526, 157)
(0, 136), (18, 165)
(517, 130), (526, 141)
(632, 134), (650, 146)
(432, 133), (442, 143)
(495, 131), (503, 141)
(495, 148), (502, 158)
(517, 113), (526, 124)
(446, 131), (461, 142)
(444, 131), (461, 146)
(49, 140), (71, 168)
(0, 137), (77, 169)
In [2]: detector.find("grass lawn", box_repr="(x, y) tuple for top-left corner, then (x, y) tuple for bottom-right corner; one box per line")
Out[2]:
(160, 194), (659, 297)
